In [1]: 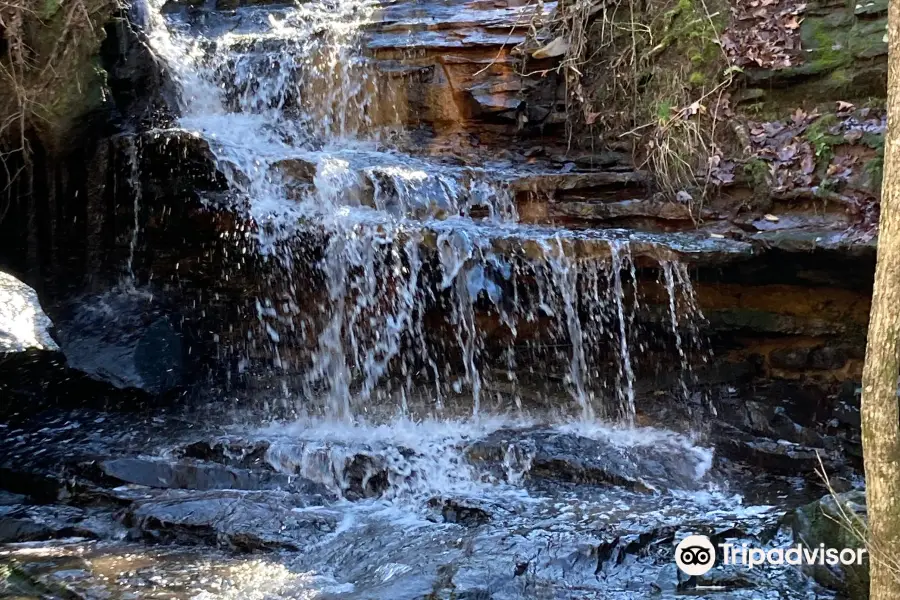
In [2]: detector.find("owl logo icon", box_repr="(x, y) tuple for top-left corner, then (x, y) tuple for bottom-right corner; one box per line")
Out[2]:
(675, 535), (716, 576)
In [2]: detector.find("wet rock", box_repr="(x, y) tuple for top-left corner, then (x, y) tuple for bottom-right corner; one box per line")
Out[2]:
(98, 457), (308, 492)
(265, 442), (395, 500)
(507, 171), (648, 195)
(0, 491), (27, 506)
(126, 490), (337, 551)
(54, 287), (185, 395)
(0, 286), (75, 403)
(716, 429), (828, 475)
(0, 271), (59, 354)
(0, 505), (122, 543)
(548, 199), (701, 223)
(716, 398), (827, 448)
(0, 511), (58, 543)
(790, 491), (869, 598)
(177, 438), (272, 469)
(161, 0), (206, 12)
(428, 497), (491, 527)
(466, 428), (710, 492)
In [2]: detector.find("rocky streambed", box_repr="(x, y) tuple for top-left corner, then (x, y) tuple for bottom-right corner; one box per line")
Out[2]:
(0, 0), (880, 596)
(0, 402), (862, 599)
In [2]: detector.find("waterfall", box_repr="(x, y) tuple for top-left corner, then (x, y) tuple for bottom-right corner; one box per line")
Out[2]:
(123, 136), (142, 283)
(143, 0), (709, 422)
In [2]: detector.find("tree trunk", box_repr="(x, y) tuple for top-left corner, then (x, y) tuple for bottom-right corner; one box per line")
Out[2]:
(862, 1), (900, 596)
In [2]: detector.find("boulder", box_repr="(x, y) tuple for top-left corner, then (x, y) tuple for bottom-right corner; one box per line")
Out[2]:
(54, 286), (185, 395)
(126, 490), (337, 551)
(466, 427), (712, 492)
(0, 270), (59, 354)
(790, 491), (869, 598)
(0, 504), (123, 543)
(0, 271), (71, 414)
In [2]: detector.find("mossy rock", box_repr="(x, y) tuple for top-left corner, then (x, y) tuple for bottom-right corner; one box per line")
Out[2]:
(744, 0), (887, 109)
(799, 9), (887, 65)
(854, 0), (888, 16)
(790, 491), (869, 599)
(0, 0), (117, 149)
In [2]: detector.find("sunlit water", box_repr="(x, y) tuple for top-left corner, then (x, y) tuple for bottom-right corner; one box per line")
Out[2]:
(62, 2), (837, 598)
(144, 0), (715, 423)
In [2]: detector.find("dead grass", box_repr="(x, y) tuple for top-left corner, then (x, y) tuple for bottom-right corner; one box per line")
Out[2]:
(518, 0), (736, 214)
(0, 0), (117, 223)
(0, 0), (116, 165)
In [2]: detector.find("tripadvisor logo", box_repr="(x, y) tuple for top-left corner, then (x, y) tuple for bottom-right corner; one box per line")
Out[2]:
(675, 535), (717, 576)
(674, 534), (867, 576)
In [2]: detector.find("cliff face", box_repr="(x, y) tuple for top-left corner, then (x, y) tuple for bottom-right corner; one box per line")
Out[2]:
(0, 0), (884, 434)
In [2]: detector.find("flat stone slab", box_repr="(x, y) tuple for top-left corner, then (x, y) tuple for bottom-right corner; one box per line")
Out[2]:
(465, 427), (713, 492)
(126, 490), (338, 551)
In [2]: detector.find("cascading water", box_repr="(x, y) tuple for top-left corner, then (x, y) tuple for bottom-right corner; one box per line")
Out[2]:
(123, 136), (143, 283)
(145, 0), (708, 423)
(0, 5), (840, 598)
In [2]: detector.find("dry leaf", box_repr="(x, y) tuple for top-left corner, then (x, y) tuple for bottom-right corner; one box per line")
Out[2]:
(836, 100), (855, 112)
(676, 190), (693, 203)
(801, 154), (815, 174)
(532, 36), (569, 59)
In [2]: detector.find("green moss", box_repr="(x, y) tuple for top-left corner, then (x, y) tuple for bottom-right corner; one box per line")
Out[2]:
(860, 131), (884, 150)
(792, 493), (869, 599)
(688, 71), (706, 86)
(863, 150), (885, 193)
(805, 114), (843, 164)
(656, 100), (674, 123)
(743, 158), (771, 191)
(41, 0), (61, 19)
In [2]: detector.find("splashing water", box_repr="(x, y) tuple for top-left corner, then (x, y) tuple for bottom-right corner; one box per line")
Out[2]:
(144, 0), (710, 423)
(123, 136), (142, 283)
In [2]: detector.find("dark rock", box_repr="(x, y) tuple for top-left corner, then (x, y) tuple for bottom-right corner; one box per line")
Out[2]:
(720, 400), (826, 448)
(0, 512), (57, 543)
(428, 497), (491, 527)
(809, 346), (849, 370)
(98, 457), (304, 492)
(716, 428), (831, 475)
(0, 505), (122, 543)
(177, 438), (272, 469)
(54, 287), (185, 395)
(126, 490), (337, 551)
(0, 491), (27, 506)
(161, 0), (206, 11)
(790, 491), (869, 598)
(769, 347), (811, 370)
(466, 428), (710, 492)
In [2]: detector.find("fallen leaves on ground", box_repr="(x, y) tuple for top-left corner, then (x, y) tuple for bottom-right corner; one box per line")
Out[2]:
(721, 0), (807, 70)
(741, 108), (885, 231)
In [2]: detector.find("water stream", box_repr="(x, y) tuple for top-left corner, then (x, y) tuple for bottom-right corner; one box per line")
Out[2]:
(145, 0), (708, 423)
(3, 2), (829, 597)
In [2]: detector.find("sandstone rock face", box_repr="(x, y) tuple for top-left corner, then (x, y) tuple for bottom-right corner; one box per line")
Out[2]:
(0, 0), (884, 422)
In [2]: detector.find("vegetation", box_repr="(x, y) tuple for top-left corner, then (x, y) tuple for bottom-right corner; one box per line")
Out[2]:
(520, 0), (731, 203)
(0, 0), (116, 160)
